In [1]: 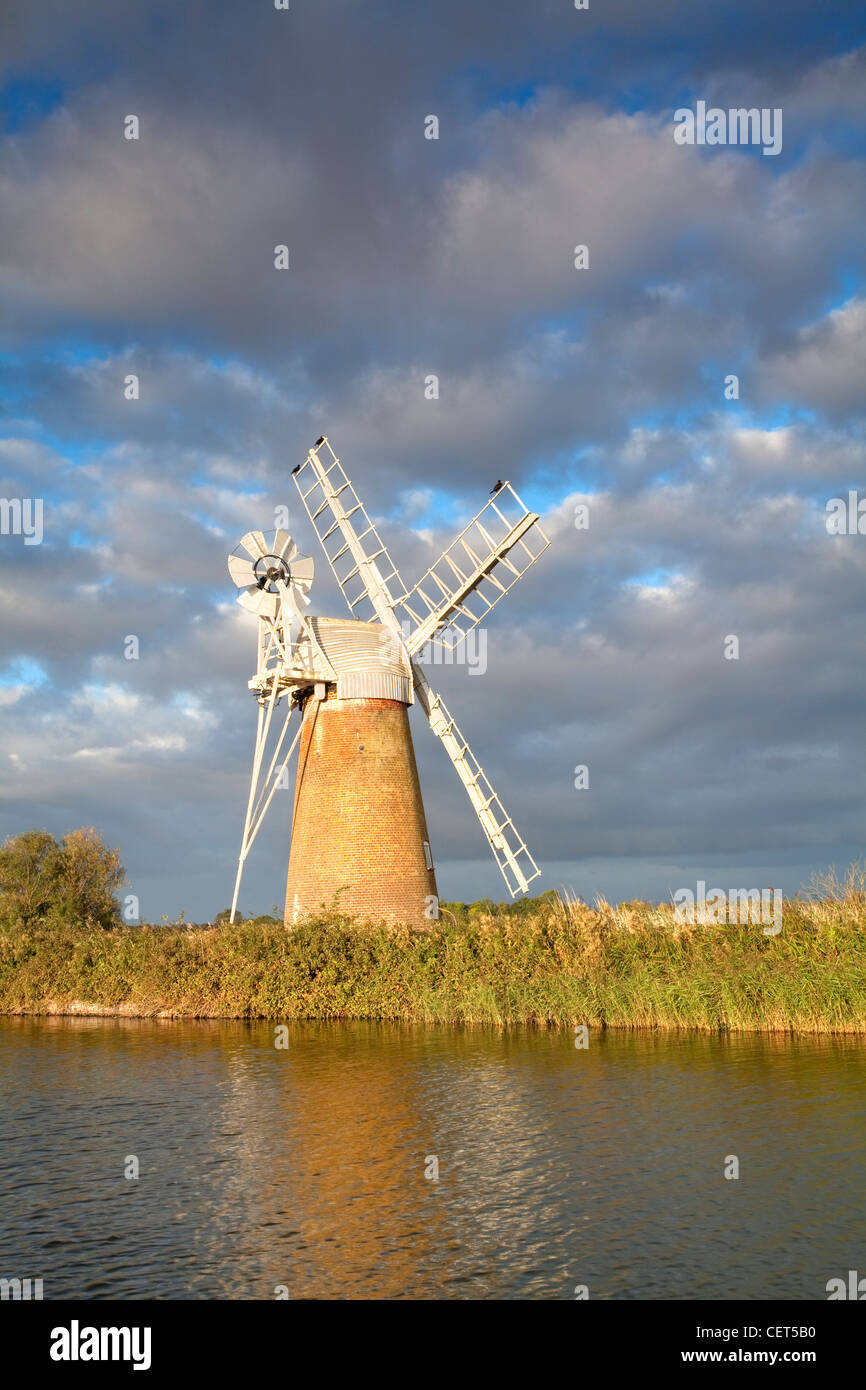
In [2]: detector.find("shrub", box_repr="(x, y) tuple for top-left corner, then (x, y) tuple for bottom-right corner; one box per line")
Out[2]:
(0, 827), (125, 930)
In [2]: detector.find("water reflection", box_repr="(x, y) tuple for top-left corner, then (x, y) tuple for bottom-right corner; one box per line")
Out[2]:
(0, 1018), (863, 1299)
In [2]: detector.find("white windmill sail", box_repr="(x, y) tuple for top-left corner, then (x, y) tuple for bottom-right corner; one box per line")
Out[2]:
(397, 484), (549, 655)
(411, 663), (540, 896)
(292, 436), (548, 898)
(292, 436), (408, 626)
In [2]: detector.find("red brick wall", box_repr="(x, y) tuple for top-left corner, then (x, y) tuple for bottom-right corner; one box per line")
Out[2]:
(284, 688), (438, 928)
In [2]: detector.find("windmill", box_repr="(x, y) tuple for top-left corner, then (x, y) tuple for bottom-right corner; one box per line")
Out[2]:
(227, 435), (550, 927)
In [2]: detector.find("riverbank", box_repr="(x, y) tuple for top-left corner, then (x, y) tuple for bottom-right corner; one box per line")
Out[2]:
(2, 884), (864, 1032)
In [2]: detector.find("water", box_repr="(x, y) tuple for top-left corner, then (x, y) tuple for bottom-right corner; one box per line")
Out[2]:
(1, 1018), (863, 1300)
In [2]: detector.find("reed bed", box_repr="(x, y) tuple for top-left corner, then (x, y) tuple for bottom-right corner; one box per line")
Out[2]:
(1, 869), (864, 1033)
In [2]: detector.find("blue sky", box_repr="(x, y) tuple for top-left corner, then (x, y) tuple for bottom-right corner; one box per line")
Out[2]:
(0, 0), (864, 917)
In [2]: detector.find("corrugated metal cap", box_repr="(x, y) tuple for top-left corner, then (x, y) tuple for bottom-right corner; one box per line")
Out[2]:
(307, 616), (413, 704)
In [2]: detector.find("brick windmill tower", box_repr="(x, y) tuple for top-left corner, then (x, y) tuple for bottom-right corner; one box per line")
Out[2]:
(227, 436), (549, 927)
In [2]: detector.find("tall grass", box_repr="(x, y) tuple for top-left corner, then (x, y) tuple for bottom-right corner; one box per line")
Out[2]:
(1, 872), (865, 1032)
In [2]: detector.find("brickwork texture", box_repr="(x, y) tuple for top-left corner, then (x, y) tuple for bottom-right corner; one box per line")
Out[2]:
(284, 688), (438, 928)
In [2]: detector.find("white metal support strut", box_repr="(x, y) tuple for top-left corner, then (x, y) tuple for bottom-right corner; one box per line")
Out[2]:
(228, 688), (302, 924)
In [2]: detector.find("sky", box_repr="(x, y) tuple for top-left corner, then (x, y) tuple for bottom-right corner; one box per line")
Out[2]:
(0, 0), (864, 920)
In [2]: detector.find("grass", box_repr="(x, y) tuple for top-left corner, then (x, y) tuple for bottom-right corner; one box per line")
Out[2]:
(1, 870), (865, 1033)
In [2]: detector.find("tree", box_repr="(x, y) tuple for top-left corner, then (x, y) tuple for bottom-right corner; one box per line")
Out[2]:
(0, 830), (62, 924)
(57, 828), (125, 929)
(0, 827), (125, 929)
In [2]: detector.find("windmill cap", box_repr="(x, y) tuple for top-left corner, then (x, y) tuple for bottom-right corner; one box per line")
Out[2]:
(304, 616), (413, 704)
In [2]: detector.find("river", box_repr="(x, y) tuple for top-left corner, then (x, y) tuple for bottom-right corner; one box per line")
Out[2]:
(1, 1018), (863, 1300)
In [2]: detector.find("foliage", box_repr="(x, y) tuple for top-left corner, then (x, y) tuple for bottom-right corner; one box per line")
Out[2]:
(1, 867), (866, 1033)
(0, 827), (125, 931)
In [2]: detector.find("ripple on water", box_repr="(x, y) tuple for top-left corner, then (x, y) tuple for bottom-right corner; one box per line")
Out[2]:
(0, 1019), (864, 1299)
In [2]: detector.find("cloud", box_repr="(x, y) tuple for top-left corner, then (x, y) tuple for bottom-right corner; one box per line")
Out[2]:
(758, 296), (866, 422)
(0, 7), (864, 914)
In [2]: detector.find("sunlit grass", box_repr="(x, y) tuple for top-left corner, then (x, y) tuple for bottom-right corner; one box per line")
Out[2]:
(1, 868), (865, 1033)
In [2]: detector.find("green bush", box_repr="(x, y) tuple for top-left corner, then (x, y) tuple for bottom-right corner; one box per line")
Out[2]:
(0, 827), (125, 931)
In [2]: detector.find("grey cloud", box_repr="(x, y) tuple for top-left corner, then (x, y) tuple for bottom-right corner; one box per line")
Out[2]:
(757, 297), (866, 423)
(1, 6), (864, 915)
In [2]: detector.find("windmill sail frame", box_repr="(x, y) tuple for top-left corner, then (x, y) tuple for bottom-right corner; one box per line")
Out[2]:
(292, 438), (408, 625)
(397, 482), (549, 656)
(290, 436), (549, 900)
